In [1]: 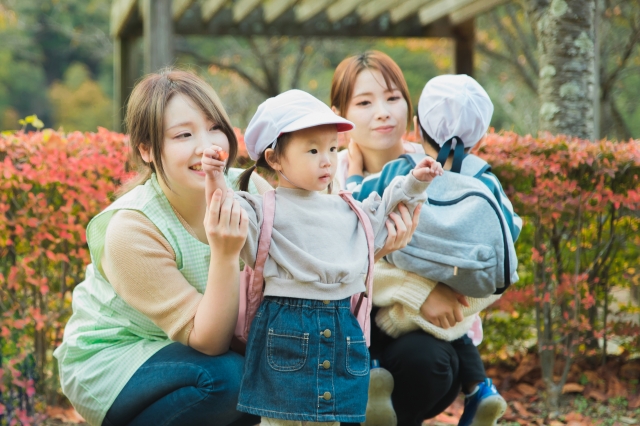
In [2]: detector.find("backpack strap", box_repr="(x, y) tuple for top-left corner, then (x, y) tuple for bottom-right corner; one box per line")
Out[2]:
(338, 191), (375, 340)
(249, 190), (276, 300)
(436, 136), (466, 173)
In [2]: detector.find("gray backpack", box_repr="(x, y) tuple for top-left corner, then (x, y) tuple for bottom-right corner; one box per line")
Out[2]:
(386, 152), (518, 298)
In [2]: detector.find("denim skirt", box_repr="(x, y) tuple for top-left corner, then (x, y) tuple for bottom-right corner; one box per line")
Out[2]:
(237, 296), (370, 423)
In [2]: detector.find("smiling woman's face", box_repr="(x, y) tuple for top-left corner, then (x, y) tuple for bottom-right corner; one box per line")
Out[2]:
(139, 93), (230, 198)
(344, 68), (409, 152)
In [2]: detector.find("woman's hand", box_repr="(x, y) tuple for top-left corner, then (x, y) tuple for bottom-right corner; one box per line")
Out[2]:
(374, 203), (421, 262)
(412, 156), (443, 182)
(347, 139), (364, 177)
(420, 282), (469, 329)
(204, 188), (248, 257)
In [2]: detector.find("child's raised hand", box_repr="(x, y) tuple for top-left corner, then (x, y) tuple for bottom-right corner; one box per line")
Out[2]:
(412, 156), (443, 182)
(202, 146), (228, 177)
(202, 146), (229, 208)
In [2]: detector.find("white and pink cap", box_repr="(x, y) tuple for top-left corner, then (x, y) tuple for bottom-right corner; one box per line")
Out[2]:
(244, 89), (354, 160)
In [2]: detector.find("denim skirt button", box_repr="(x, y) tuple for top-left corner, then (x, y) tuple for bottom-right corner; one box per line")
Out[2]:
(322, 300), (330, 304)
(323, 329), (331, 338)
(322, 360), (331, 369)
(323, 391), (332, 400)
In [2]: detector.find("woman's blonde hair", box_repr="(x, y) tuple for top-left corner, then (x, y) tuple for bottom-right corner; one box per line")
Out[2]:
(330, 51), (412, 128)
(119, 69), (238, 196)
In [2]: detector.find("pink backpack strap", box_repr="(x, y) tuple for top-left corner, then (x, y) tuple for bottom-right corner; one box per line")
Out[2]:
(243, 190), (276, 338)
(338, 190), (375, 347)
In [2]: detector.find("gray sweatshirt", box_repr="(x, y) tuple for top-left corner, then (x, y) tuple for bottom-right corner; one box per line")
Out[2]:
(237, 173), (429, 300)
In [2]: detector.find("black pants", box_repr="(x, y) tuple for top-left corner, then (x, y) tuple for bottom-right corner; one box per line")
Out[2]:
(369, 308), (486, 426)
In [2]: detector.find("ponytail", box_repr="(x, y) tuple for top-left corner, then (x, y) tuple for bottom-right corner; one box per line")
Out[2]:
(239, 133), (291, 192)
(238, 164), (257, 192)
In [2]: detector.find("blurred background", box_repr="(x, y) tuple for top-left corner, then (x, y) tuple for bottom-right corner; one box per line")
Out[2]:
(0, 0), (638, 139)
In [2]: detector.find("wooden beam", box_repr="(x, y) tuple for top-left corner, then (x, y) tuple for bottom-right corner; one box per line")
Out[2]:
(295, 0), (336, 22)
(264, 0), (299, 23)
(113, 37), (141, 132)
(110, 0), (138, 37)
(419, 0), (475, 26)
(202, 0), (228, 22)
(142, 0), (174, 73)
(454, 18), (474, 76)
(172, 0), (196, 21)
(233, 0), (263, 22)
(358, 0), (404, 23)
(390, 0), (434, 24)
(450, 0), (508, 25)
(326, 0), (362, 22)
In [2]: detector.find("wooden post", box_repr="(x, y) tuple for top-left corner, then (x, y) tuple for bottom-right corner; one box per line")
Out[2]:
(453, 18), (474, 76)
(113, 36), (141, 132)
(143, 0), (174, 73)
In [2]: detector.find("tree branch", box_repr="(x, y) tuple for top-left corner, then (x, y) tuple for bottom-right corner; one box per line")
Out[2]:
(506, 3), (539, 75)
(290, 38), (310, 90)
(476, 42), (538, 92)
(601, 21), (640, 96)
(176, 47), (271, 96)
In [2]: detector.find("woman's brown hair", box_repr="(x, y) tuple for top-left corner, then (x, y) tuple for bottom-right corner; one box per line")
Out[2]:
(330, 51), (412, 128)
(119, 69), (238, 196)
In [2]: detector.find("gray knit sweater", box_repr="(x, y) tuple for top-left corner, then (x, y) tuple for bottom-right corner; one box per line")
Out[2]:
(236, 173), (429, 300)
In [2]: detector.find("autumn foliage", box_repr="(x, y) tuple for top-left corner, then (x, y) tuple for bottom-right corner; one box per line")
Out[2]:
(1, 128), (639, 423)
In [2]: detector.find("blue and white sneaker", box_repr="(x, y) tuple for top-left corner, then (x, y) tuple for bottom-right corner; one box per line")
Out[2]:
(458, 379), (507, 426)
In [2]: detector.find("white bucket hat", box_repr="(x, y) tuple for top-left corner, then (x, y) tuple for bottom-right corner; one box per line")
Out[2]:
(244, 89), (354, 161)
(417, 74), (493, 150)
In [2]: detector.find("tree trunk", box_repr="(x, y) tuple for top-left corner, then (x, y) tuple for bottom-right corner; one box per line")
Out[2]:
(528, 0), (596, 139)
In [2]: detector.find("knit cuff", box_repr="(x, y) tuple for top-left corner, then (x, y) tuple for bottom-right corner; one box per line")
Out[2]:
(391, 275), (437, 312)
(401, 172), (430, 197)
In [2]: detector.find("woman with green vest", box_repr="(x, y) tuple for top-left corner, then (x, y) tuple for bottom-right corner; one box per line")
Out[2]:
(53, 70), (270, 426)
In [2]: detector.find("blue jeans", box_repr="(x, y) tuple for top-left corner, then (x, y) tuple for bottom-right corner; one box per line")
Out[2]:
(102, 342), (260, 426)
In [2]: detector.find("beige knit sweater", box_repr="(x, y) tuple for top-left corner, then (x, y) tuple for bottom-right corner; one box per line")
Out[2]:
(373, 260), (500, 341)
(101, 173), (273, 345)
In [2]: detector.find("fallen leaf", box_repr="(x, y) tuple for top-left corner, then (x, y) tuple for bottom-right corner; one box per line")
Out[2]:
(629, 395), (640, 410)
(562, 383), (585, 394)
(565, 412), (584, 422)
(511, 401), (533, 419)
(620, 362), (640, 380)
(549, 421), (564, 426)
(46, 406), (85, 423)
(516, 383), (537, 396)
(606, 376), (628, 398)
(584, 388), (607, 402)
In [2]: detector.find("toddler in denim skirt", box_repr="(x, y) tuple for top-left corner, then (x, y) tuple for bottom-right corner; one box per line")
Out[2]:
(202, 89), (442, 425)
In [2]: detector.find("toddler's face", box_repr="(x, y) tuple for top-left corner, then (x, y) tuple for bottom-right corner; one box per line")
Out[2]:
(275, 124), (338, 192)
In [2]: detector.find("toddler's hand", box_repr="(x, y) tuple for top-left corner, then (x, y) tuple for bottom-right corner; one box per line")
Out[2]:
(412, 156), (443, 182)
(202, 146), (228, 177)
(347, 139), (364, 177)
(420, 282), (468, 329)
(203, 147), (229, 208)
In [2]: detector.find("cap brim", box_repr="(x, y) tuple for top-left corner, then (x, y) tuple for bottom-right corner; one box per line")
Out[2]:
(281, 112), (354, 134)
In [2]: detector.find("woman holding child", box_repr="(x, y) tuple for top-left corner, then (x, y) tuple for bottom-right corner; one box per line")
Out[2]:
(331, 51), (514, 426)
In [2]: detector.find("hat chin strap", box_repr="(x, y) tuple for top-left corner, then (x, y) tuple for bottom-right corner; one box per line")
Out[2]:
(277, 170), (303, 190)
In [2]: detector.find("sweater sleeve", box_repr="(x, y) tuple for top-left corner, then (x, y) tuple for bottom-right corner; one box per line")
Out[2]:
(477, 171), (523, 242)
(347, 158), (414, 202)
(372, 260), (500, 340)
(234, 192), (263, 269)
(359, 173), (429, 252)
(101, 210), (203, 345)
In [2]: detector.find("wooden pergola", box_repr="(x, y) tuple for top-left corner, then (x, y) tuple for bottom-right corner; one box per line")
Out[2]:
(111, 0), (508, 131)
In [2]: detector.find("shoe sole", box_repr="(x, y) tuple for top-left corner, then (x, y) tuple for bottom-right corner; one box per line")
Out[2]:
(468, 395), (507, 426)
(363, 369), (397, 426)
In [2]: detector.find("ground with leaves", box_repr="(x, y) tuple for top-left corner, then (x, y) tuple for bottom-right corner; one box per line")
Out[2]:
(41, 354), (640, 426)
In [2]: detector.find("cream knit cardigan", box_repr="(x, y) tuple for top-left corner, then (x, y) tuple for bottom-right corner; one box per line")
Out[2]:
(373, 260), (501, 341)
